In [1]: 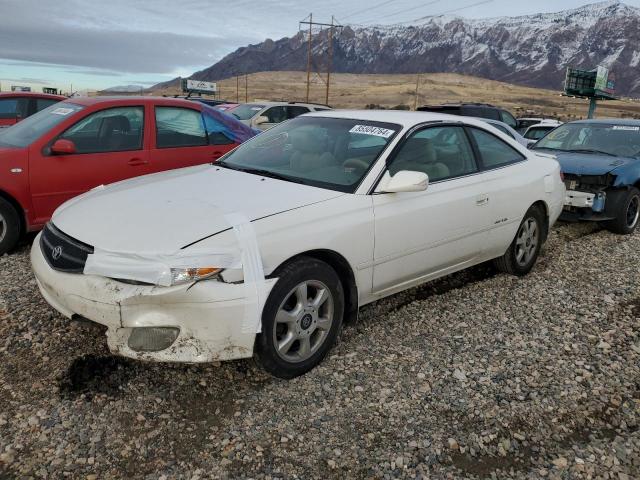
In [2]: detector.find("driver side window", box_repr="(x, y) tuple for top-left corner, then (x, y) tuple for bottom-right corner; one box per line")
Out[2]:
(388, 126), (477, 182)
(60, 107), (144, 154)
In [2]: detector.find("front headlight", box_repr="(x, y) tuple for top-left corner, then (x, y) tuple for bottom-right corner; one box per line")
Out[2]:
(170, 267), (222, 285)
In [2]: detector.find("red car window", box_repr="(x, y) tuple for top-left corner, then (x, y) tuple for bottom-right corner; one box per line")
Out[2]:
(155, 106), (207, 148)
(60, 107), (144, 154)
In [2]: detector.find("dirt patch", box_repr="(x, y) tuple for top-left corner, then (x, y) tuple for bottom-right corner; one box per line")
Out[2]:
(59, 354), (137, 398)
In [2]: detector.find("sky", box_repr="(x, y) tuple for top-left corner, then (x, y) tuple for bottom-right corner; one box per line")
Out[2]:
(1, 0), (639, 92)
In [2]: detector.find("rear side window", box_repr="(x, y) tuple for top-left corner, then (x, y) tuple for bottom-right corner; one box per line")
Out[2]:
(36, 98), (60, 112)
(156, 107), (207, 148)
(263, 106), (287, 124)
(287, 106), (310, 119)
(500, 110), (518, 129)
(203, 111), (234, 145)
(469, 128), (525, 169)
(0, 99), (17, 119)
(525, 127), (552, 140)
(60, 106), (144, 154)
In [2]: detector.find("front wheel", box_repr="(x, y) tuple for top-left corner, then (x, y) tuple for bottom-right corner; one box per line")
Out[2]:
(603, 188), (640, 235)
(494, 206), (545, 276)
(255, 257), (344, 379)
(0, 198), (20, 256)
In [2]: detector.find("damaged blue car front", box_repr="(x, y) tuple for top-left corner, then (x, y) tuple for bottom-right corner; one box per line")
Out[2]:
(532, 120), (640, 235)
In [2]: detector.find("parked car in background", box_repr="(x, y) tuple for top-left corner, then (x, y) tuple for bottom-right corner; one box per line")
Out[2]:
(31, 110), (564, 378)
(0, 92), (65, 128)
(229, 101), (331, 130)
(516, 117), (559, 134)
(0, 96), (257, 254)
(477, 118), (532, 147)
(523, 120), (563, 141)
(212, 103), (239, 112)
(532, 119), (640, 234)
(417, 103), (518, 130)
(167, 95), (229, 107)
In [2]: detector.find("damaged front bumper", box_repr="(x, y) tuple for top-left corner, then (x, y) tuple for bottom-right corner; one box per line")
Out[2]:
(561, 189), (613, 222)
(31, 234), (277, 363)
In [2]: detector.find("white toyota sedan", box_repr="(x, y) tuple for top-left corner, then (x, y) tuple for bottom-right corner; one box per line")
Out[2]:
(32, 111), (565, 378)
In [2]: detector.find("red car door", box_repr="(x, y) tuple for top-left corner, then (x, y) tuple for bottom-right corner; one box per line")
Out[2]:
(28, 104), (151, 224)
(148, 105), (236, 173)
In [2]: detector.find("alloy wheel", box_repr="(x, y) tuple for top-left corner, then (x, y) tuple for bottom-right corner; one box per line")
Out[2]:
(273, 280), (334, 363)
(515, 217), (539, 267)
(0, 213), (6, 244)
(626, 195), (640, 229)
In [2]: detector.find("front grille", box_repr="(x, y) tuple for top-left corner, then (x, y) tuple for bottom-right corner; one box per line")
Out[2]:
(40, 223), (94, 273)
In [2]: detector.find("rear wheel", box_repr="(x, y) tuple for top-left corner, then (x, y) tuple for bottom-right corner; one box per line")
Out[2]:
(603, 188), (640, 235)
(255, 257), (344, 379)
(494, 205), (545, 276)
(0, 198), (20, 255)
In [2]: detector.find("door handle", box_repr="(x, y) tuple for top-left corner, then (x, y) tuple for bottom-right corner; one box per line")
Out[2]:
(128, 158), (148, 166)
(476, 194), (489, 206)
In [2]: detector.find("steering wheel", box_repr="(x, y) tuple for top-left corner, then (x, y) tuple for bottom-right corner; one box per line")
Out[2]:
(612, 145), (637, 157)
(343, 158), (369, 172)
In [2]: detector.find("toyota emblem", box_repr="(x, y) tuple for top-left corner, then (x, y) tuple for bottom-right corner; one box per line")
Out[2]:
(52, 246), (63, 260)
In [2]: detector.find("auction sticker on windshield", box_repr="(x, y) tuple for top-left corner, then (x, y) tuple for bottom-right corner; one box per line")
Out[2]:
(349, 125), (395, 138)
(612, 126), (640, 131)
(51, 107), (75, 116)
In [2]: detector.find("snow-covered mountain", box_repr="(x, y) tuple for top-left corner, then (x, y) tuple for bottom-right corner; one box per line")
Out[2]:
(153, 1), (640, 95)
(100, 85), (146, 93)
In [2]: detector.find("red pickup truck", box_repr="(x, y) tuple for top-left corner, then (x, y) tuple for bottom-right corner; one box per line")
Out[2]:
(0, 96), (257, 254)
(0, 92), (65, 128)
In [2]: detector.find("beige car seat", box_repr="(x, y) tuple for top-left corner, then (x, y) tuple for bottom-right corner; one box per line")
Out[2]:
(290, 129), (337, 172)
(392, 137), (450, 180)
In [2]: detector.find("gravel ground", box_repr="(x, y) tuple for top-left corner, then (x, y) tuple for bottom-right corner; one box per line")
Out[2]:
(0, 222), (639, 479)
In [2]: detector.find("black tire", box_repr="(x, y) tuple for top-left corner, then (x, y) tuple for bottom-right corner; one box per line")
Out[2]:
(494, 205), (545, 276)
(255, 256), (344, 379)
(0, 197), (20, 256)
(603, 188), (640, 235)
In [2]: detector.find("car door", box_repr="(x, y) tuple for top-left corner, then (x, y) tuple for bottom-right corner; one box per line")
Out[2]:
(148, 105), (232, 173)
(371, 125), (494, 294)
(466, 127), (532, 258)
(29, 105), (149, 223)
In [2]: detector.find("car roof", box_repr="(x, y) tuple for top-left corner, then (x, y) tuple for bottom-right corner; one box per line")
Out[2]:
(306, 109), (489, 128)
(569, 118), (640, 126)
(60, 96), (205, 108)
(0, 92), (65, 100)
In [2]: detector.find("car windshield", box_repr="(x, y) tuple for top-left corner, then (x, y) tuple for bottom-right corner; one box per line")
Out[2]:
(218, 116), (401, 193)
(534, 123), (640, 157)
(0, 102), (84, 148)
(230, 104), (265, 120)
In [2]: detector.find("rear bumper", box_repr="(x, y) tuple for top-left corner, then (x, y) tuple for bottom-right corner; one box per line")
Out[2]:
(31, 233), (277, 363)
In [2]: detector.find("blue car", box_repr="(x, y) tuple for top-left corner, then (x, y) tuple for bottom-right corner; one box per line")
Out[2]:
(532, 119), (640, 234)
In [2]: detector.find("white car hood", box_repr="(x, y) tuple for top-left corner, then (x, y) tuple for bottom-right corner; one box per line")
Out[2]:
(52, 164), (344, 252)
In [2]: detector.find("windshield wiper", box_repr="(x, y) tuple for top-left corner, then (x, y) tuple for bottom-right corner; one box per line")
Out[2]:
(563, 148), (617, 157)
(217, 163), (307, 184)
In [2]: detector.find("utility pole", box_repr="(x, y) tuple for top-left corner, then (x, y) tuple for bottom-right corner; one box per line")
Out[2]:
(325, 16), (334, 105)
(305, 13), (313, 103)
(236, 76), (240, 103)
(299, 14), (343, 104)
(245, 74), (248, 103)
(414, 74), (421, 110)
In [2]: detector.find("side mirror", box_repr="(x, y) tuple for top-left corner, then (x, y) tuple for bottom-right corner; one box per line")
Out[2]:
(382, 170), (429, 193)
(51, 139), (76, 155)
(255, 115), (269, 125)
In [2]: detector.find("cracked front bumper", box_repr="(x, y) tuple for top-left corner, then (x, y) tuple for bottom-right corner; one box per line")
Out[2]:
(31, 233), (276, 363)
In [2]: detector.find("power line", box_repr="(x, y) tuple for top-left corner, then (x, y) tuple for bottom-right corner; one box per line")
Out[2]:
(339, 0), (399, 21)
(345, 0), (493, 27)
(350, 0), (441, 25)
